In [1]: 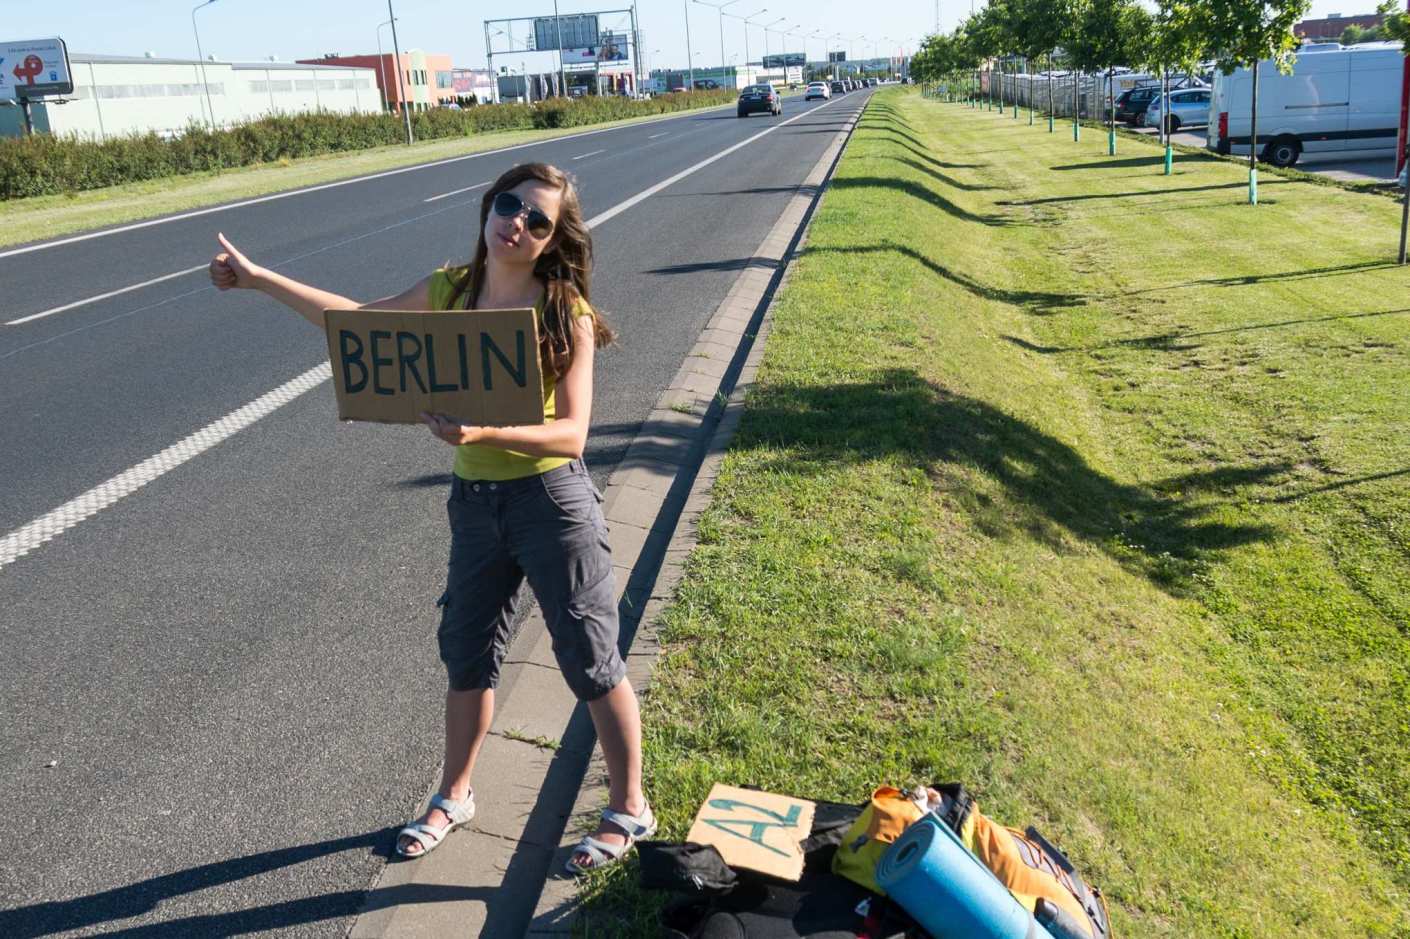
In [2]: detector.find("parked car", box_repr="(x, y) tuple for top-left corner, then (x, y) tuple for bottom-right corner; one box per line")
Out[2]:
(737, 82), (782, 117)
(830, 80), (846, 95)
(1209, 42), (1402, 167)
(1115, 86), (1161, 124)
(805, 81), (831, 101)
(1144, 87), (1212, 133)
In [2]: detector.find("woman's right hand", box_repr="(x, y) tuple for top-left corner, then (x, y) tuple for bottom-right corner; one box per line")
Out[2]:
(210, 232), (263, 291)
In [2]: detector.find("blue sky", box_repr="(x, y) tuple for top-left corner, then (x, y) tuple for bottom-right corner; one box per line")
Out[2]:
(10, 0), (1380, 76)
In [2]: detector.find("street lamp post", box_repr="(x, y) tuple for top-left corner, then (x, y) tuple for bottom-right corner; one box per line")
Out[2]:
(804, 29), (823, 80)
(386, 0), (413, 144)
(683, 0), (696, 92)
(738, 9), (767, 72)
(761, 17), (785, 70)
(191, 0), (218, 131)
(827, 32), (844, 80)
(694, 0), (742, 72)
(552, 0), (567, 97)
(376, 18), (395, 112)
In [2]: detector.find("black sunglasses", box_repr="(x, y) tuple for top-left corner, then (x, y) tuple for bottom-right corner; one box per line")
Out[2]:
(492, 191), (554, 239)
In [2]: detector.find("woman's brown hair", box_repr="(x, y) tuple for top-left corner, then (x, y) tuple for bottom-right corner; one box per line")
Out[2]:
(445, 162), (614, 379)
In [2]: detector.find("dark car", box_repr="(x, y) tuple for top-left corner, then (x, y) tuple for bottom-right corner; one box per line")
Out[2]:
(830, 80), (846, 95)
(737, 83), (781, 117)
(1114, 85), (1161, 125)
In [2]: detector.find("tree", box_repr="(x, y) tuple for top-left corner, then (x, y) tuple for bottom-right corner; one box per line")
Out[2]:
(1140, 0), (1212, 174)
(1066, 0), (1147, 155)
(1341, 23), (1386, 43)
(1377, 0), (1410, 261)
(1011, 0), (1075, 131)
(965, 5), (1009, 112)
(1062, 0), (1092, 140)
(1199, 0), (1312, 204)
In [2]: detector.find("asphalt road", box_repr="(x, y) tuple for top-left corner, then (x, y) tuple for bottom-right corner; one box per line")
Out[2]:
(0, 89), (870, 937)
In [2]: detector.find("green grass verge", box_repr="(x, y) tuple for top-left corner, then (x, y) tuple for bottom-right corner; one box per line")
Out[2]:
(1, 102), (738, 251)
(578, 88), (1410, 936)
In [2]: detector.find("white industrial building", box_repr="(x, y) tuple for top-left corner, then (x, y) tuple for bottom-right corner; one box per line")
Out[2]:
(1, 52), (380, 140)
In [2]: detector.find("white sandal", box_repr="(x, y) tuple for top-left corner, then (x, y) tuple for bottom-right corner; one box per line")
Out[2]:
(395, 791), (475, 859)
(566, 804), (657, 874)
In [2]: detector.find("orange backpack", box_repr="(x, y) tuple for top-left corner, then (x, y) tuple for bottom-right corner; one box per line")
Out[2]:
(833, 784), (1111, 939)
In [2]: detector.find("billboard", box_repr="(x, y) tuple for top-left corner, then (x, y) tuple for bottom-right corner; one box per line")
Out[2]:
(534, 14), (599, 53)
(828, 50), (846, 63)
(0, 36), (73, 100)
(762, 52), (805, 68)
(560, 32), (629, 65)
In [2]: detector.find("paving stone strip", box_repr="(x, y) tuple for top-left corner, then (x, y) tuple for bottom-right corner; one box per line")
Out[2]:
(348, 92), (870, 939)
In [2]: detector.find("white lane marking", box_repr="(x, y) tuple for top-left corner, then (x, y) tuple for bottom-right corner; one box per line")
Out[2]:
(423, 180), (490, 203)
(0, 94), (853, 570)
(6, 264), (207, 326)
(647, 132), (669, 139)
(585, 95), (839, 230)
(572, 149), (607, 161)
(0, 363), (332, 572)
(0, 103), (740, 262)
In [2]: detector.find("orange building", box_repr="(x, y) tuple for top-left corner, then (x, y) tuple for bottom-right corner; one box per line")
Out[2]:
(298, 50), (455, 112)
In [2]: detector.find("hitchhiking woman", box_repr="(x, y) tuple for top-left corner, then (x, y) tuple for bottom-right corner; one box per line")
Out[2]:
(208, 162), (653, 873)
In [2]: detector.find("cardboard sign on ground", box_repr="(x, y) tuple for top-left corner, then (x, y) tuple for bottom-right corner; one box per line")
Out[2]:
(323, 308), (545, 426)
(685, 784), (816, 881)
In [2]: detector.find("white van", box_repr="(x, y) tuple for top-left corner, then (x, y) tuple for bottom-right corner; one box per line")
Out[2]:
(1208, 42), (1404, 167)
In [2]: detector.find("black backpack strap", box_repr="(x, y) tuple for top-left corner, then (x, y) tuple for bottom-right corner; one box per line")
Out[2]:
(1025, 827), (1110, 938)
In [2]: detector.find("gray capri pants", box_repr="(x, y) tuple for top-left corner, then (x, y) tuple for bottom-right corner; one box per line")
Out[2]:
(436, 459), (626, 701)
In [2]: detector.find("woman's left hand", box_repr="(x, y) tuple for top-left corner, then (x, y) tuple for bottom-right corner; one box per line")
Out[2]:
(421, 412), (484, 446)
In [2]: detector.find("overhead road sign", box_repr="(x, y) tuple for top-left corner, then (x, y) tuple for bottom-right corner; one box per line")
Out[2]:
(1, 36), (73, 100)
(534, 14), (599, 53)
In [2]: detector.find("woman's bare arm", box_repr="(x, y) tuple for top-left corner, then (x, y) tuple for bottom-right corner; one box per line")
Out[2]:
(210, 232), (434, 329)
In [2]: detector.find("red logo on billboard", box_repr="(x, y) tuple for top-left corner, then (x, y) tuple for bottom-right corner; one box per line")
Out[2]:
(13, 54), (44, 85)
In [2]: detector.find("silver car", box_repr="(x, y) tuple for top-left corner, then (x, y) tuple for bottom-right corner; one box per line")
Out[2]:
(1144, 88), (1212, 134)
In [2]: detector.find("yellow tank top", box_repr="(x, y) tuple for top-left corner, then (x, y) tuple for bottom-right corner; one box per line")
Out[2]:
(427, 266), (593, 481)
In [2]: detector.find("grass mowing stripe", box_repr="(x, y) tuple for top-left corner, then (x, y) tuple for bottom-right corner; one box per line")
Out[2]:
(577, 88), (1410, 937)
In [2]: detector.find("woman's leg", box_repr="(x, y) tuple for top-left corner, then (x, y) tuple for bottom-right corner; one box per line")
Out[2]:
(399, 686), (496, 856)
(400, 480), (520, 856)
(582, 677), (648, 850)
(511, 465), (651, 866)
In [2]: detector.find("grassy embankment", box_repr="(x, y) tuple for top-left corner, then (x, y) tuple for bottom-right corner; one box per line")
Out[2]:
(580, 87), (1409, 936)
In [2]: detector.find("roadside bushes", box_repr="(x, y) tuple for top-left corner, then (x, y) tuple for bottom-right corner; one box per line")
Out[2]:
(0, 89), (738, 200)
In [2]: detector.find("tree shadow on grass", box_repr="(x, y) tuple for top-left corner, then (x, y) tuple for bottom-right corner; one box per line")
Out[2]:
(1129, 259), (1399, 294)
(827, 177), (1012, 227)
(877, 155), (997, 192)
(1002, 307), (1410, 354)
(854, 119), (931, 152)
(997, 180), (1251, 205)
(801, 241), (1086, 313)
(853, 130), (988, 171)
(736, 369), (1282, 593)
(1051, 155), (1172, 171)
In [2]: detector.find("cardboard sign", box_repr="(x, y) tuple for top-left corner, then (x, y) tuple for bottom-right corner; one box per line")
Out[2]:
(685, 784), (816, 881)
(323, 308), (545, 426)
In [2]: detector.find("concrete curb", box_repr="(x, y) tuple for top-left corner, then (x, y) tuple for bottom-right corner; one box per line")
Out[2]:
(347, 91), (871, 939)
(527, 93), (870, 935)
